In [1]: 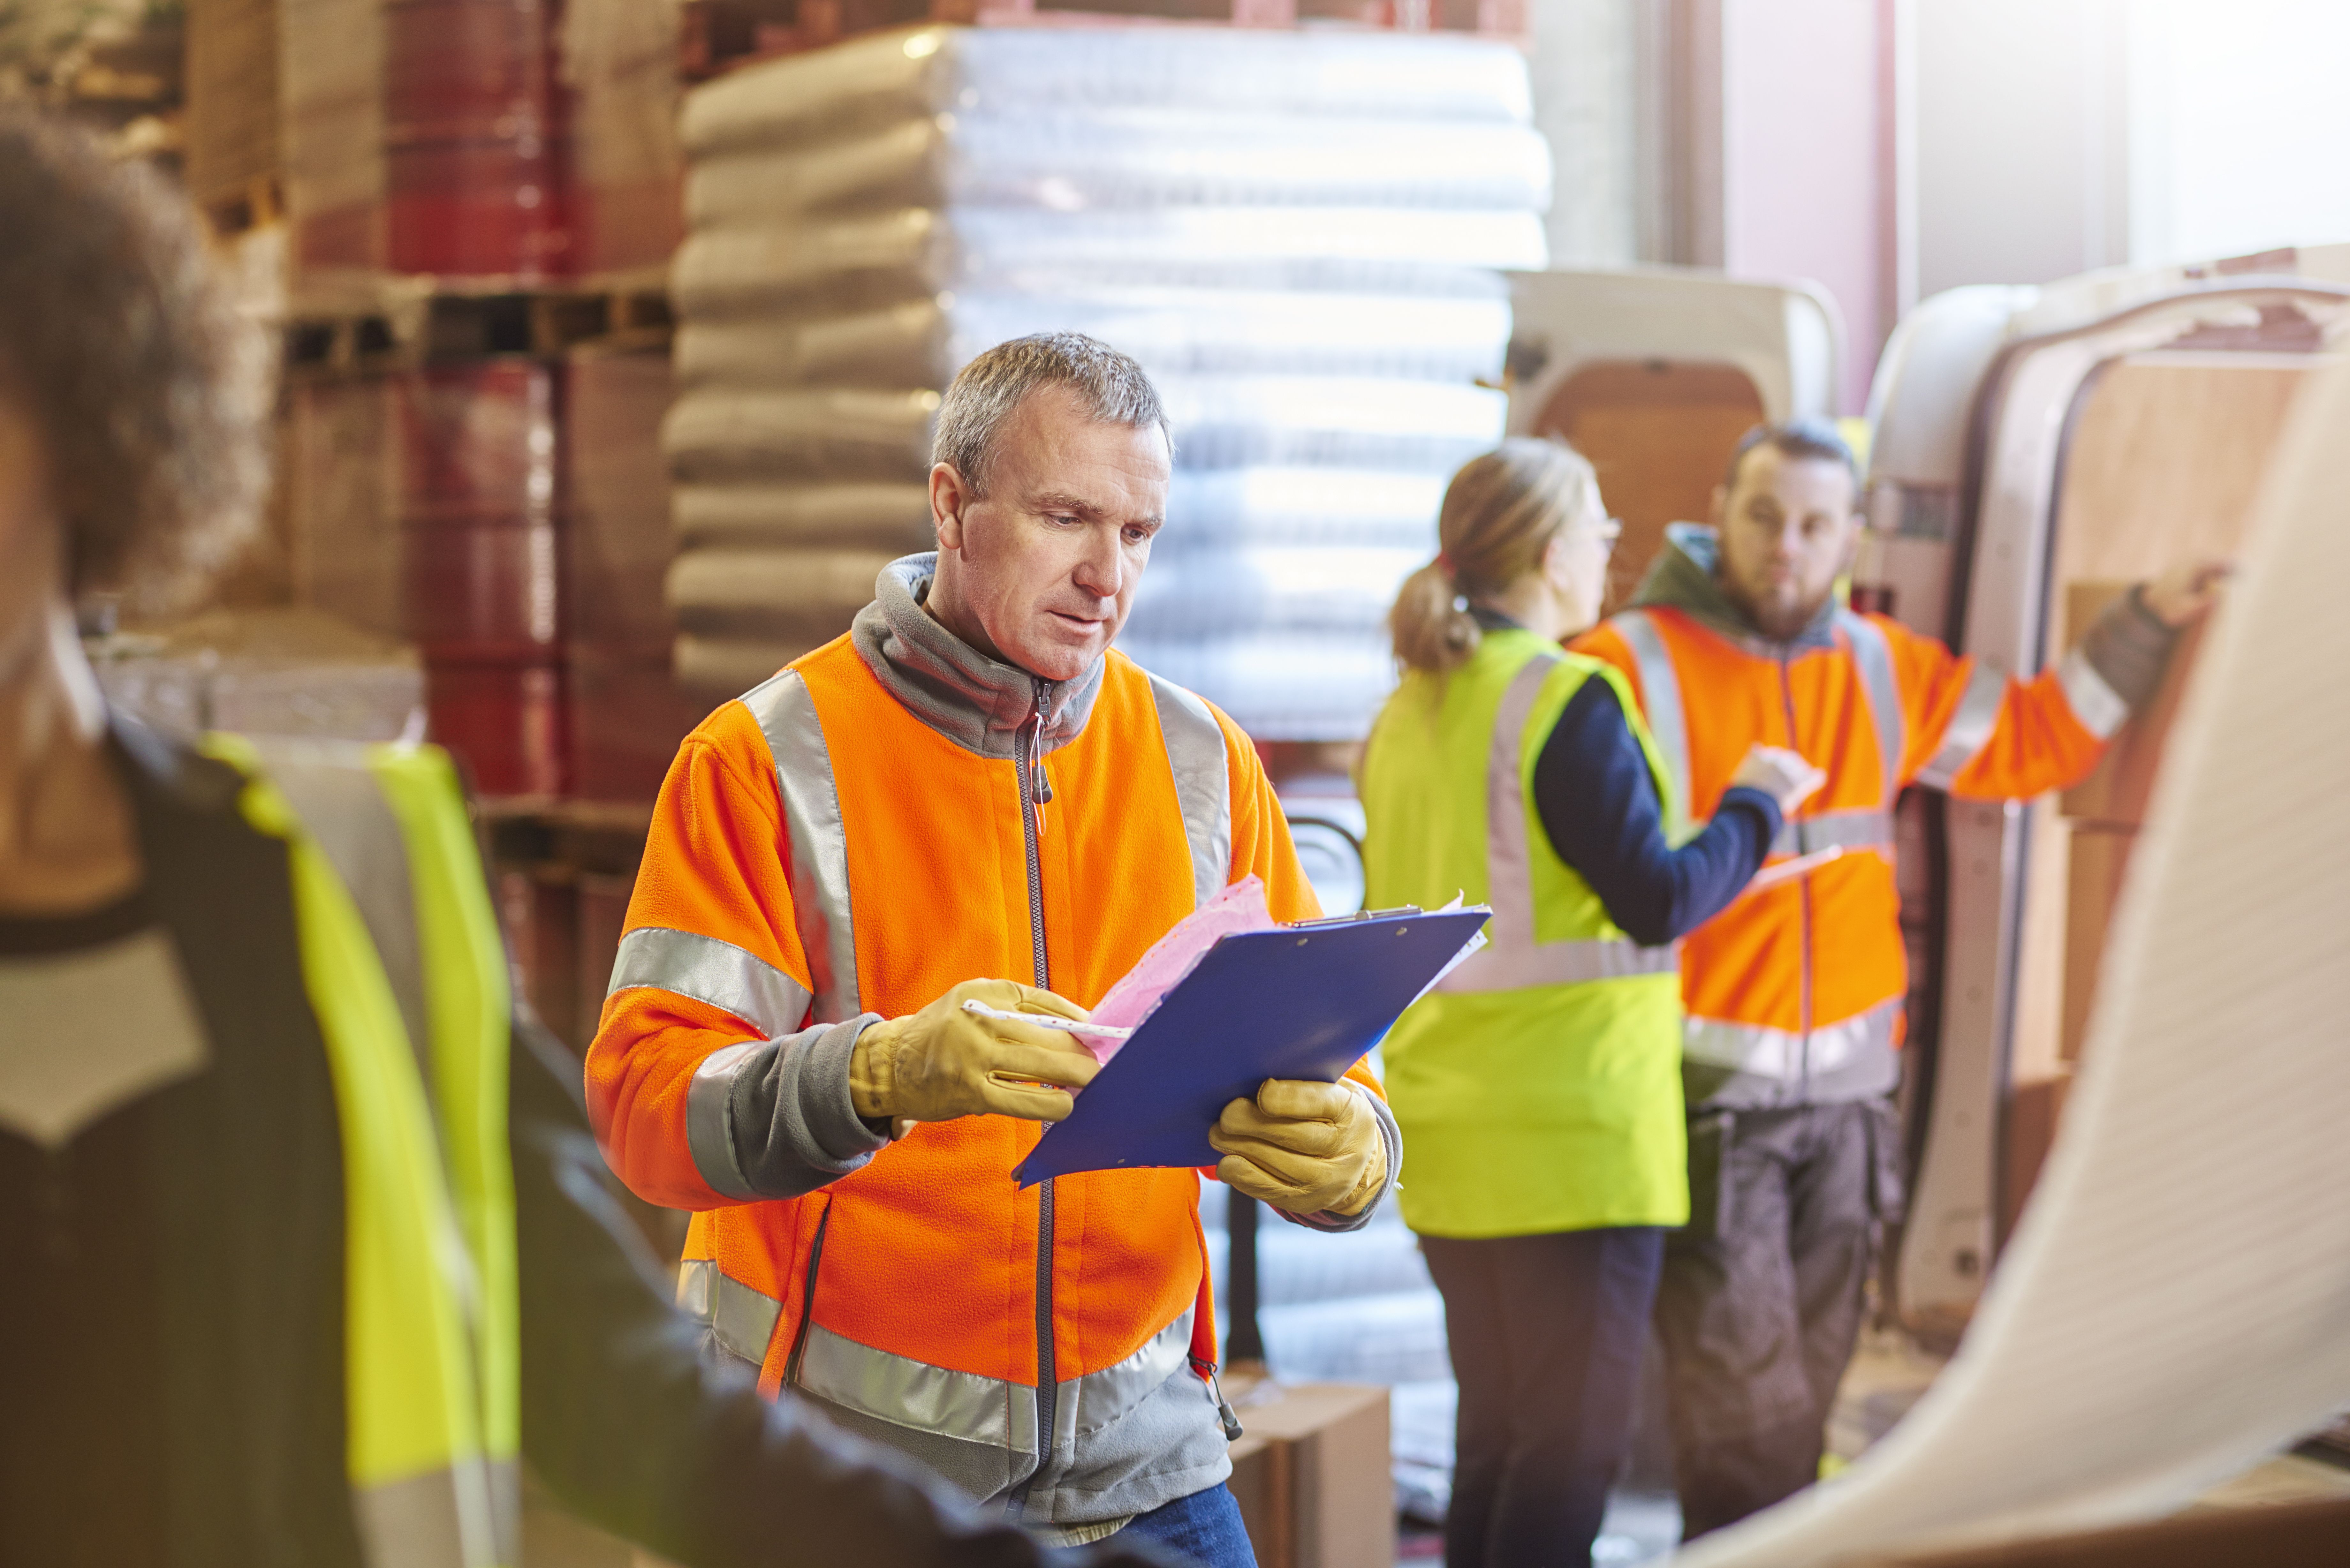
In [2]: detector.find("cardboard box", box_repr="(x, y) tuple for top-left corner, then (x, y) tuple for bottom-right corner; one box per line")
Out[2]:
(2002, 1070), (2073, 1239)
(1223, 1380), (1394, 1568)
(2060, 582), (2210, 829)
(2062, 826), (2137, 1064)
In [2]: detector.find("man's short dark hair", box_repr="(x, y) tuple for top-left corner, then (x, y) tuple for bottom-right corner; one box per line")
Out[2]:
(932, 332), (1170, 498)
(1723, 417), (1858, 495)
(0, 112), (270, 607)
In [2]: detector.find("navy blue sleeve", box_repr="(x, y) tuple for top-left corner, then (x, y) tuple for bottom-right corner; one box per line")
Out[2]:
(1528, 677), (1782, 948)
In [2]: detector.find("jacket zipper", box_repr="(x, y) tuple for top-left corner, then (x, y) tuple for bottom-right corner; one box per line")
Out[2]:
(1776, 650), (1814, 1096)
(783, 1200), (833, 1388)
(1014, 678), (1056, 1513)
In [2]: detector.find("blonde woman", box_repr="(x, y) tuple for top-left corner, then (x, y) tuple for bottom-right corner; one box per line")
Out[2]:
(1361, 439), (1819, 1568)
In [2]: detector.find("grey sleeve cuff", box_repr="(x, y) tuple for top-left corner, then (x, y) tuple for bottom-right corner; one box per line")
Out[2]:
(716, 1015), (889, 1200)
(2078, 585), (2182, 714)
(1273, 1086), (1402, 1234)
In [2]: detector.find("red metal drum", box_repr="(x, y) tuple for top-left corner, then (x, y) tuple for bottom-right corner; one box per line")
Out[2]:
(426, 658), (568, 797)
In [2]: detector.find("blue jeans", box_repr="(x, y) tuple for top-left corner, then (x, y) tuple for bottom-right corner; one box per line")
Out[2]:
(1114, 1482), (1259, 1568)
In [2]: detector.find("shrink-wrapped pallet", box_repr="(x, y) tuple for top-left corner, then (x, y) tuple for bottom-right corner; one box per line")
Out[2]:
(667, 24), (1549, 738)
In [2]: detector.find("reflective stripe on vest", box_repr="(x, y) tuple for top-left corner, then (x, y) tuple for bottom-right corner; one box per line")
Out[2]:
(1915, 659), (2004, 791)
(1436, 650), (1680, 995)
(740, 670), (862, 1022)
(1684, 998), (1902, 1081)
(1145, 675), (1233, 911)
(1619, 608), (1907, 835)
(206, 737), (504, 1567)
(1611, 610), (1692, 841)
(1836, 610), (1907, 804)
(2056, 645), (2129, 740)
(678, 1258), (1194, 1455)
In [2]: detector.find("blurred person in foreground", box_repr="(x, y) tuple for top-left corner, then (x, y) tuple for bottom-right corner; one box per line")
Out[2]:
(1360, 439), (1823, 1568)
(1572, 419), (2226, 1537)
(0, 111), (1185, 1568)
(586, 331), (1397, 1568)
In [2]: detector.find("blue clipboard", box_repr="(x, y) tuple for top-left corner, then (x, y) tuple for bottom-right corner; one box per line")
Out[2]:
(1012, 906), (1490, 1187)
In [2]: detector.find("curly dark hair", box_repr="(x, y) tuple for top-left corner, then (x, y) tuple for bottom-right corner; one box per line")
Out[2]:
(0, 111), (271, 607)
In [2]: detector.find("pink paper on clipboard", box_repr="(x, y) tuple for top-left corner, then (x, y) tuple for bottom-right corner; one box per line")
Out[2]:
(1079, 876), (1278, 1063)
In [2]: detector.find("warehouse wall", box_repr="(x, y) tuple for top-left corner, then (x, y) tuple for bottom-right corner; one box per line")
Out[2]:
(1527, 0), (1642, 270)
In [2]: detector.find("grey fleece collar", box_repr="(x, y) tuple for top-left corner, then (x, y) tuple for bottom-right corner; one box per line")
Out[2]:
(1630, 522), (1842, 654)
(849, 554), (1105, 760)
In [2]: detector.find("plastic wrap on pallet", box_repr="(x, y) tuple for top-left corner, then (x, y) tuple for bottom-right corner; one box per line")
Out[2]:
(672, 482), (934, 551)
(674, 290), (1514, 389)
(666, 547), (904, 640)
(1116, 633), (1400, 743)
(664, 377), (1503, 481)
(666, 23), (1545, 735)
(685, 112), (1551, 222)
(673, 207), (1542, 317)
(681, 26), (1534, 158)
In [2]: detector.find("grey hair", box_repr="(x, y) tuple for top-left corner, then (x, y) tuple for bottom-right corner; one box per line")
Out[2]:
(932, 332), (1171, 496)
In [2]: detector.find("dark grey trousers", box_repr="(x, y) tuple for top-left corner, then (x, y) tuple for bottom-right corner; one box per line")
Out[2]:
(1652, 1099), (1902, 1540)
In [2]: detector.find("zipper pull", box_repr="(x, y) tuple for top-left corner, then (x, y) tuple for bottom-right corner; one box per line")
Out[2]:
(1195, 1357), (1244, 1440)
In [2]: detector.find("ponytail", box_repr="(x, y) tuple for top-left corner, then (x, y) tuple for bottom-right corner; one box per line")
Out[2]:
(1386, 437), (1602, 677)
(1390, 559), (1481, 675)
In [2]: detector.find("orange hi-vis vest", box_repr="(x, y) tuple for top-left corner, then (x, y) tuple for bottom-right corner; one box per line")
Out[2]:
(587, 558), (1368, 1531)
(1572, 525), (2145, 1110)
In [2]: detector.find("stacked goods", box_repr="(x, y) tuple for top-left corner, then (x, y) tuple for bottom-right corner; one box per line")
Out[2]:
(381, 0), (571, 278)
(562, 0), (690, 281)
(664, 24), (1547, 736)
(565, 344), (711, 800)
(393, 361), (569, 795)
(280, 0), (686, 289)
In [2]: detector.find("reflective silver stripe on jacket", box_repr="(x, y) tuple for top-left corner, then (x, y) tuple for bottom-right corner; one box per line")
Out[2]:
(606, 926), (813, 1038)
(2055, 644), (2130, 740)
(1146, 674), (1232, 910)
(1914, 658), (2005, 791)
(1770, 807), (1897, 861)
(1437, 650), (1679, 995)
(740, 670), (861, 1021)
(677, 1257), (784, 1368)
(1611, 610), (1691, 833)
(352, 1457), (504, 1568)
(245, 739), (431, 1082)
(684, 1042), (764, 1203)
(1683, 999), (1900, 1080)
(793, 1306), (1194, 1456)
(1837, 609), (1908, 803)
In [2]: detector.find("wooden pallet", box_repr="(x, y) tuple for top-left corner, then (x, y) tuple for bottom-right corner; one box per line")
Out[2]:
(286, 286), (676, 374)
(684, 0), (1526, 80)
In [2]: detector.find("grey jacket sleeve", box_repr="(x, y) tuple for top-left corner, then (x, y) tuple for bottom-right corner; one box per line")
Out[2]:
(1271, 1084), (1402, 1235)
(710, 1015), (890, 1200)
(510, 1015), (1182, 1568)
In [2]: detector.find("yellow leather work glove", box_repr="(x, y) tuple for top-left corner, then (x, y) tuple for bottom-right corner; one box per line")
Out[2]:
(850, 978), (1098, 1130)
(1209, 1079), (1386, 1217)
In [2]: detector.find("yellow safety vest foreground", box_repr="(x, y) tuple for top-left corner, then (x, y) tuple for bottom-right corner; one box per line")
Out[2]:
(206, 736), (520, 1568)
(1360, 629), (1690, 1238)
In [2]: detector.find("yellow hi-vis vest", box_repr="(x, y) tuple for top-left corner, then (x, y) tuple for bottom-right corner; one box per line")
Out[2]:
(206, 736), (520, 1568)
(1360, 629), (1690, 1238)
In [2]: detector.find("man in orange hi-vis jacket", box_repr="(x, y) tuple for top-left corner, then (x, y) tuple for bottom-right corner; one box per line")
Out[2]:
(588, 334), (1396, 1565)
(1573, 420), (2225, 1539)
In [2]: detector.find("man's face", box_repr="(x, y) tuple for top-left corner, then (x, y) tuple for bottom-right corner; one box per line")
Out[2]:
(1711, 446), (1861, 641)
(927, 385), (1170, 683)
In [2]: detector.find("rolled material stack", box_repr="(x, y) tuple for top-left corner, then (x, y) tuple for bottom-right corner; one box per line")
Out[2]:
(665, 23), (1548, 738)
